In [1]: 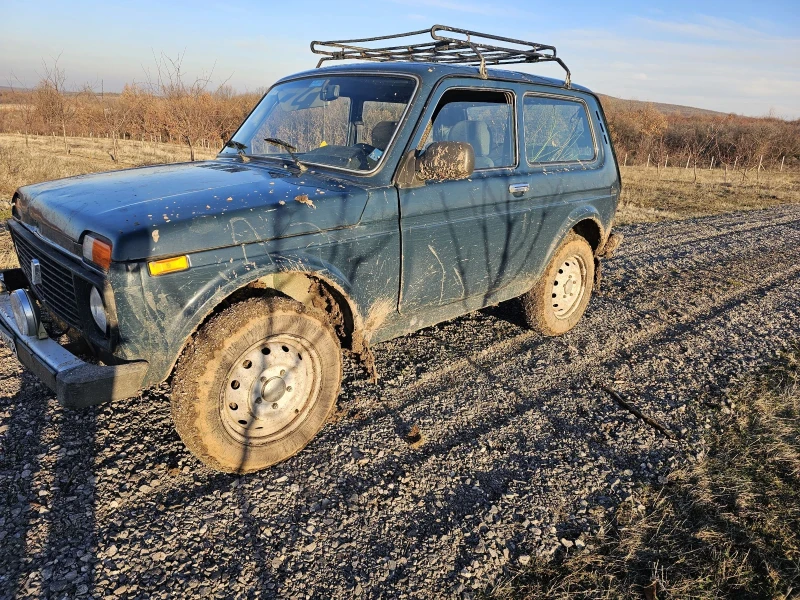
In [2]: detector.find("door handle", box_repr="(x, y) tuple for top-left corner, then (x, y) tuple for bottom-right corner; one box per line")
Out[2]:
(508, 183), (530, 194)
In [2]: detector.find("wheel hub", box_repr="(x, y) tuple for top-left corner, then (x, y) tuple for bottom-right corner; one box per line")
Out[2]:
(220, 335), (319, 444)
(551, 254), (586, 320)
(260, 376), (287, 405)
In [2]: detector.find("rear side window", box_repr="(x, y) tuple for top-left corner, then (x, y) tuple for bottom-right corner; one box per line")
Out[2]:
(523, 95), (596, 164)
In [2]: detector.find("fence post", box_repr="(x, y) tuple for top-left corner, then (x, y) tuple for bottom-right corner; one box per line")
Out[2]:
(646, 154), (650, 168)
(733, 156), (738, 171)
(757, 155), (763, 182)
(780, 156), (785, 172)
(710, 156), (715, 170)
(623, 153), (627, 167)
(664, 154), (668, 169)
(685, 156), (690, 170)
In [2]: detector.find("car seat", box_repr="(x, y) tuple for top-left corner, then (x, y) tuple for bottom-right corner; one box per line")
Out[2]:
(447, 120), (495, 169)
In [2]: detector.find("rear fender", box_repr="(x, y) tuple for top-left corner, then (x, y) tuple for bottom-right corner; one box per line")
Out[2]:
(544, 206), (606, 267)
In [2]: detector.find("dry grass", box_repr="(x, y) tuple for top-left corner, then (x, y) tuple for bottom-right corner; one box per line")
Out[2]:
(617, 165), (800, 225)
(0, 134), (217, 268)
(3, 133), (798, 226)
(489, 345), (800, 600)
(0, 133), (217, 203)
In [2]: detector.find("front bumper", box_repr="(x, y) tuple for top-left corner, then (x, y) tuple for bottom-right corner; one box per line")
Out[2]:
(0, 285), (147, 408)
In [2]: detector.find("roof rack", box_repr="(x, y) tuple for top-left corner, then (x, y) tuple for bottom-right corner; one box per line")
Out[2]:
(310, 25), (571, 87)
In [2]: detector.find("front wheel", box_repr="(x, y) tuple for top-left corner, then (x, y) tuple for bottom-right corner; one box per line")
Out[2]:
(171, 297), (342, 473)
(521, 232), (595, 336)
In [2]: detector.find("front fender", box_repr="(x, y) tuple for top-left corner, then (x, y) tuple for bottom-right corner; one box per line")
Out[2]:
(116, 242), (364, 386)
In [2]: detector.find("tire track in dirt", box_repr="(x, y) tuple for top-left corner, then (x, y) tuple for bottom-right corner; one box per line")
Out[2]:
(337, 219), (800, 594)
(319, 246), (800, 503)
(358, 211), (800, 420)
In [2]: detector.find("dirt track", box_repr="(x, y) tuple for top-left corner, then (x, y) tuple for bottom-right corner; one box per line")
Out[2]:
(1, 205), (799, 599)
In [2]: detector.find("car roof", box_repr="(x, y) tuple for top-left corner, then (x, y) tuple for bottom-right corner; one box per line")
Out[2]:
(277, 61), (593, 94)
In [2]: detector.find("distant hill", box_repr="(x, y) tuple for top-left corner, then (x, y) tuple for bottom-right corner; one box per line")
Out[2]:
(598, 94), (727, 117)
(0, 86), (121, 103)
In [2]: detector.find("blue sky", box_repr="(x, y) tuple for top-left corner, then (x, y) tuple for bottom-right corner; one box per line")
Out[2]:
(1, 0), (798, 117)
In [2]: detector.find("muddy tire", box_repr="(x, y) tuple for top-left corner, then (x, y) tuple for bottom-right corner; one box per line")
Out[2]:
(522, 232), (595, 336)
(171, 296), (342, 473)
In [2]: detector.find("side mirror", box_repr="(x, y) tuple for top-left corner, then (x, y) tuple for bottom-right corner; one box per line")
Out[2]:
(416, 141), (475, 182)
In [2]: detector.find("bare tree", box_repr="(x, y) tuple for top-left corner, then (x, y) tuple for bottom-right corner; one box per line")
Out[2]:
(6, 72), (36, 149)
(34, 56), (75, 152)
(146, 52), (224, 161)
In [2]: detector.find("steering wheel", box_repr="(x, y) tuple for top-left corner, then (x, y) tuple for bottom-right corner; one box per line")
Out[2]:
(353, 143), (379, 169)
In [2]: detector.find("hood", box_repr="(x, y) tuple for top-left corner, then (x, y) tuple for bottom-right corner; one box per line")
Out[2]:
(14, 160), (370, 261)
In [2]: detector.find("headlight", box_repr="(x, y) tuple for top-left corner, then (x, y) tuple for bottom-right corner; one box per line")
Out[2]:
(89, 286), (108, 333)
(82, 234), (112, 270)
(10, 289), (38, 337)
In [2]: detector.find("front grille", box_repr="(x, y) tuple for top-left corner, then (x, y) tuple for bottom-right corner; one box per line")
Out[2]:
(12, 229), (82, 327)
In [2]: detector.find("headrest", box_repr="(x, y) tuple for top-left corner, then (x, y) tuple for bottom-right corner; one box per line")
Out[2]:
(448, 120), (491, 156)
(371, 121), (398, 150)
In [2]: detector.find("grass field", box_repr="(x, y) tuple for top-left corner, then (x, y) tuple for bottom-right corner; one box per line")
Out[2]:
(2, 132), (798, 268)
(489, 345), (800, 600)
(0, 133), (217, 210)
(617, 164), (800, 225)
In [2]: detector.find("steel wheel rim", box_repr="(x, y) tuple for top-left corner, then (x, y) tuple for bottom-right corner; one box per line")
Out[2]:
(220, 334), (321, 445)
(551, 254), (587, 319)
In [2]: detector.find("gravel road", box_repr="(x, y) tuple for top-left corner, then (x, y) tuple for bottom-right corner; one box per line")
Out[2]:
(1, 205), (799, 600)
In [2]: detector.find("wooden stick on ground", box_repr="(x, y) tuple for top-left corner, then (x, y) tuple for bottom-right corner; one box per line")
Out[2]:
(601, 385), (676, 439)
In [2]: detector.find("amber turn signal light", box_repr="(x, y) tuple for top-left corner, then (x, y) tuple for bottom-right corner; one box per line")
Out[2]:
(82, 234), (112, 270)
(148, 255), (189, 276)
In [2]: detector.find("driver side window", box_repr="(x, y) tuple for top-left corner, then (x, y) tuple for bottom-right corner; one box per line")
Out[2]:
(420, 89), (516, 170)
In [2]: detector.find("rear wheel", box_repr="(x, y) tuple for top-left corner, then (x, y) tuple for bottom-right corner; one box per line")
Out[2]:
(522, 232), (594, 336)
(171, 297), (341, 473)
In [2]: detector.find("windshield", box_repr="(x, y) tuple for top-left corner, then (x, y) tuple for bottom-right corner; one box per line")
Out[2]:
(221, 75), (417, 172)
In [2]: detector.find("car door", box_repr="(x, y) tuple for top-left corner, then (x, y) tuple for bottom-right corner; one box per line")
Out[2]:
(398, 80), (533, 313)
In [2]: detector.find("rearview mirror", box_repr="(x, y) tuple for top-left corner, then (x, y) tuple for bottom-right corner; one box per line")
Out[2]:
(416, 141), (475, 182)
(321, 84), (340, 102)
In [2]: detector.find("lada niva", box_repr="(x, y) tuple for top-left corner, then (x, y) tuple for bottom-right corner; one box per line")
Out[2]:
(0, 27), (621, 472)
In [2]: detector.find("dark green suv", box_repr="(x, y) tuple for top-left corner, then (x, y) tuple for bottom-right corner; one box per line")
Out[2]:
(0, 27), (621, 472)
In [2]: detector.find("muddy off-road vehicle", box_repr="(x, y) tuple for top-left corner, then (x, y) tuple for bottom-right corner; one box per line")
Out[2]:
(0, 27), (620, 472)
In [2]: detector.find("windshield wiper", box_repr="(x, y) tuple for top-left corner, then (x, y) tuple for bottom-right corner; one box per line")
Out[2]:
(224, 140), (250, 162)
(263, 138), (308, 173)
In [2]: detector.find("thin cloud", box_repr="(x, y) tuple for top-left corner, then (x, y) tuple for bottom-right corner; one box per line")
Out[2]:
(632, 14), (793, 43)
(523, 19), (800, 118)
